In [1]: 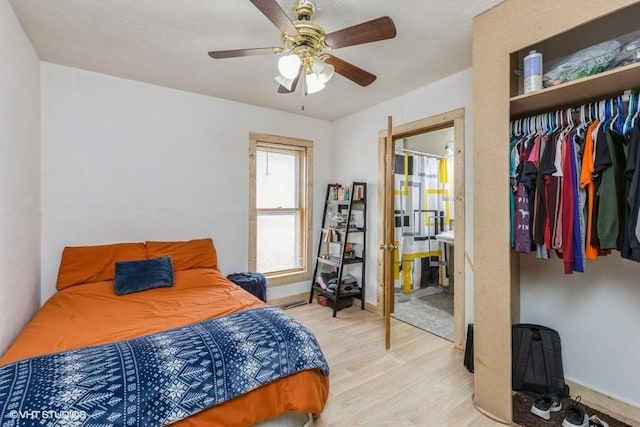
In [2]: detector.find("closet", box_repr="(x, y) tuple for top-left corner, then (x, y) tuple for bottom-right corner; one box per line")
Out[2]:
(472, 0), (640, 424)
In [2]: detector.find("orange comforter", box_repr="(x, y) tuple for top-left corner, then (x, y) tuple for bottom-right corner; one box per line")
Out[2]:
(0, 268), (329, 426)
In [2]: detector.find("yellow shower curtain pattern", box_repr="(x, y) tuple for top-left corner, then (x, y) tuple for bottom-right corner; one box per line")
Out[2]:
(394, 153), (452, 293)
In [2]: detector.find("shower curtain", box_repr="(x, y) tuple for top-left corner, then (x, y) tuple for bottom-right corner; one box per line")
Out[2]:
(394, 153), (453, 293)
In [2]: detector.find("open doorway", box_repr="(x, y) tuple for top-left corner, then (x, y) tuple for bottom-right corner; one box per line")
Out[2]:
(377, 108), (465, 349)
(391, 127), (455, 341)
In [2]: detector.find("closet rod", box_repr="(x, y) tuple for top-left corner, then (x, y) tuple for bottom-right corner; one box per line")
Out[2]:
(516, 89), (636, 119)
(395, 147), (447, 159)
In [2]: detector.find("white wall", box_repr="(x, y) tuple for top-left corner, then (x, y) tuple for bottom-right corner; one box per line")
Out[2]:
(332, 69), (474, 323)
(0, 0), (41, 353)
(520, 255), (640, 405)
(40, 63), (333, 302)
(404, 127), (455, 157)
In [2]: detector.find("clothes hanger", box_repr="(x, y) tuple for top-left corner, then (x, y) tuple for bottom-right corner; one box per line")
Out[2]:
(541, 113), (549, 135)
(602, 99), (611, 124)
(614, 95), (625, 134)
(548, 112), (556, 135)
(607, 98), (615, 131)
(567, 108), (574, 129)
(577, 104), (588, 138)
(632, 92), (640, 128)
(623, 92), (636, 135)
(537, 114), (544, 135)
(544, 113), (550, 135)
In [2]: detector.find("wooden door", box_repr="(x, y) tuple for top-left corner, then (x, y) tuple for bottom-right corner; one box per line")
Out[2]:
(378, 109), (466, 351)
(382, 116), (395, 349)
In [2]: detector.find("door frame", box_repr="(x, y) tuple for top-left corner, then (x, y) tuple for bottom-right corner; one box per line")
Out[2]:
(377, 108), (466, 349)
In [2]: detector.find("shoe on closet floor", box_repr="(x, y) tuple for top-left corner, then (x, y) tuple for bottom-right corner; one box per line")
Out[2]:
(589, 415), (609, 427)
(530, 393), (562, 420)
(562, 397), (589, 427)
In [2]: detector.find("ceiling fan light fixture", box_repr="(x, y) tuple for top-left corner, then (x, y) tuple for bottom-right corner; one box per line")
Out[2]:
(312, 58), (335, 84)
(275, 74), (296, 91)
(277, 54), (301, 79)
(305, 72), (325, 94)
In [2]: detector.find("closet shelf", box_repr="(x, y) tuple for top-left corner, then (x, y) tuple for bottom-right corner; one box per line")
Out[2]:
(510, 61), (640, 117)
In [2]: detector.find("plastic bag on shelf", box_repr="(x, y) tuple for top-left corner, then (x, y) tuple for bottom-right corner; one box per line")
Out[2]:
(607, 35), (640, 69)
(543, 40), (621, 87)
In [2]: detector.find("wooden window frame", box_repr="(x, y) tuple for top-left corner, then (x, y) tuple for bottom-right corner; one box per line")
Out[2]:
(249, 132), (313, 286)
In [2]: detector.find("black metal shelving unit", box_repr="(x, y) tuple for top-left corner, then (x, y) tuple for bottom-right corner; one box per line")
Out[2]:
(309, 182), (367, 317)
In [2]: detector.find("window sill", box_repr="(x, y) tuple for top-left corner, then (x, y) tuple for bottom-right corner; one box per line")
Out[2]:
(265, 271), (311, 287)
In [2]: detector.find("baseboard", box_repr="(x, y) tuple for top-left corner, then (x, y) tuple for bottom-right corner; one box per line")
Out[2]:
(566, 379), (640, 426)
(365, 302), (381, 315)
(272, 292), (379, 314)
(268, 292), (309, 308)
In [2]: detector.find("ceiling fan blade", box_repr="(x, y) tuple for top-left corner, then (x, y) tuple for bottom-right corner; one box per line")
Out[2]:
(323, 55), (376, 87)
(250, 0), (300, 38)
(324, 16), (396, 49)
(277, 66), (303, 93)
(208, 47), (281, 59)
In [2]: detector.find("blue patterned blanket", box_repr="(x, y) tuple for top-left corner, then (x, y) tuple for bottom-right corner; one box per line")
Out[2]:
(0, 307), (329, 426)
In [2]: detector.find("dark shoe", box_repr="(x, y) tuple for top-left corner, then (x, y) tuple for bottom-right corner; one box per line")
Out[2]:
(530, 393), (562, 420)
(562, 397), (589, 427)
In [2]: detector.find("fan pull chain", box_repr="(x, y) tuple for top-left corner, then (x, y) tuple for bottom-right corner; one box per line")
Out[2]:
(301, 72), (306, 110)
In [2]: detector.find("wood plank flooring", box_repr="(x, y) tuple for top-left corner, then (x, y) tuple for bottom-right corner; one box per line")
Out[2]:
(287, 303), (505, 427)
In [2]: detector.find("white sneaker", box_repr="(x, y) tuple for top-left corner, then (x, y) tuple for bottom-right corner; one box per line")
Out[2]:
(589, 415), (610, 427)
(562, 397), (589, 427)
(530, 394), (562, 421)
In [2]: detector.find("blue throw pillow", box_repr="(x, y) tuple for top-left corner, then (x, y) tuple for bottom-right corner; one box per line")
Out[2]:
(114, 256), (174, 296)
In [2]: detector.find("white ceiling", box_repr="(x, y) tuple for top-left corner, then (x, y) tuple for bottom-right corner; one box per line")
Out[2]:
(9, 0), (502, 121)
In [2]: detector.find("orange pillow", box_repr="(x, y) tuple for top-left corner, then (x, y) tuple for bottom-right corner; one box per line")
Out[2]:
(145, 238), (218, 272)
(56, 242), (147, 291)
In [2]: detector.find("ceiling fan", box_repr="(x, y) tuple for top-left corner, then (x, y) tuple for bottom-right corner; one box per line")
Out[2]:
(207, 0), (397, 94)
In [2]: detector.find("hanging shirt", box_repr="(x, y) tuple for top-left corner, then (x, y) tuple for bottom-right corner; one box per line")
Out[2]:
(509, 137), (520, 248)
(570, 132), (585, 273)
(515, 183), (532, 253)
(522, 136), (542, 254)
(624, 120), (640, 261)
(515, 137), (536, 253)
(539, 133), (558, 251)
(591, 124), (610, 248)
(579, 121), (602, 259)
(596, 129), (625, 250)
(560, 131), (576, 273)
(553, 130), (568, 250)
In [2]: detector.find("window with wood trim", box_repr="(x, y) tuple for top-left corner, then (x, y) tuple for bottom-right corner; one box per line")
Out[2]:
(249, 133), (313, 286)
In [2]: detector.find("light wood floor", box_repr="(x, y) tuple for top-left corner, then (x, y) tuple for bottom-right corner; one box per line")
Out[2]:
(287, 303), (505, 427)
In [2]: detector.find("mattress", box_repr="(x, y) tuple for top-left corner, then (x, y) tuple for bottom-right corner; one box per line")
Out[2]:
(0, 268), (329, 426)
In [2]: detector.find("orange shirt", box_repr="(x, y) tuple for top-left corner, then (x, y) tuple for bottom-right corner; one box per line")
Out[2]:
(579, 121), (600, 259)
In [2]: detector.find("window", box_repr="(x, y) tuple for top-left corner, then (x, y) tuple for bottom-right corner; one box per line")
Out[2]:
(249, 133), (313, 286)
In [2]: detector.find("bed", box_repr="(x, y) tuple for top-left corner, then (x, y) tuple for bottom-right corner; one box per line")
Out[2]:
(0, 239), (329, 426)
